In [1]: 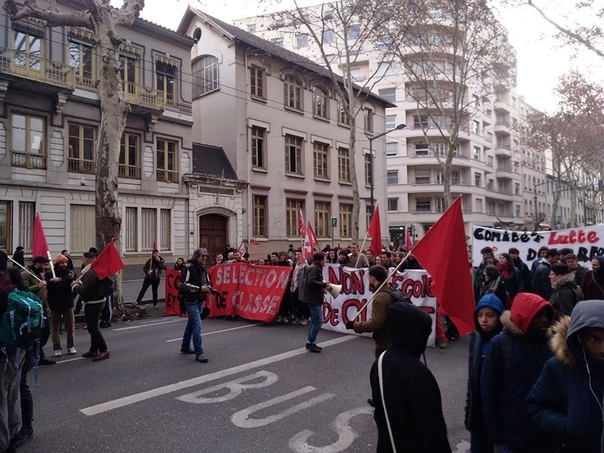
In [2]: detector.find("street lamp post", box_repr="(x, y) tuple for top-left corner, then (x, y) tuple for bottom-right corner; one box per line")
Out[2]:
(367, 123), (406, 217)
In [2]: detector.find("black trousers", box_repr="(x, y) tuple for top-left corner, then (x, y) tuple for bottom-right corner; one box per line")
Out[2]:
(20, 347), (34, 428)
(84, 302), (107, 353)
(136, 277), (160, 305)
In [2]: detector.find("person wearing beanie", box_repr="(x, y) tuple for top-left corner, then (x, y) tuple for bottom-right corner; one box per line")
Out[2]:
(481, 293), (556, 452)
(465, 294), (505, 452)
(527, 300), (604, 452)
(61, 250), (74, 271)
(549, 263), (583, 318)
(12, 246), (24, 267)
(370, 301), (452, 453)
(45, 254), (77, 357)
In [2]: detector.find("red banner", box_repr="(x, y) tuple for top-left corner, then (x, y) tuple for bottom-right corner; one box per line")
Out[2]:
(165, 264), (291, 322)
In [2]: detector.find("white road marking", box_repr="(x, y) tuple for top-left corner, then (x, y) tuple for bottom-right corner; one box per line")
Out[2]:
(165, 323), (260, 342)
(112, 318), (186, 331)
(57, 357), (85, 364)
(80, 335), (356, 416)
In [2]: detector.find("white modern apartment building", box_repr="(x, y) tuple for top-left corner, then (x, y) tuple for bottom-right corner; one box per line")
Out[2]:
(235, 4), (549, 243)
(178, 7), (393, 258)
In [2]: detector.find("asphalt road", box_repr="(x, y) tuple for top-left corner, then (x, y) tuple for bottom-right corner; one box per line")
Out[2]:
(20, 316), (471, 453)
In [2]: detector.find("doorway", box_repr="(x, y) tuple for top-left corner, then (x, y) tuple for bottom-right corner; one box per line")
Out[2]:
(199, 214), (228, 262)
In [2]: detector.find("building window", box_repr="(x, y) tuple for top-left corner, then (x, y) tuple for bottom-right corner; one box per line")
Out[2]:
(376, 61), (394, 77)
(415, 143), (429, 157)
(323, 30), (335, 43)
(416, 199), (431, 212)
(250, 65), (266, 99)
(286, 199), (304, 237)
(119, 133), (141, 179)
(515, 182), (520, 195)
(0, 201), (11, 251)
(475, 198), (483, 213)
(13, 31), (42, 70)
(313, 141), (329, 180)
(433, 143), (447, 157)
(284, 75), (303, 111)
(315, 201), (331, 237)
(69, 41), (94, 87)
(296, 34), (309, 47)
(385, 115), (396, 130)
(387, 170), (398, 185)
(338, 96), (350, 125)
(11, 113), (45, 169)
(415, 171), (430, 185)
(338, 146), (351, 183)
(388, 198), (399, 211)
(364, 108), (374, 133)
(347, 25), (361, 40)
(251, 126), (267, 170)
(125, 207), (138, 252)
(339, 203), (352, 238)
(474, 172), (482, 187)
(156, 138), (178, 183)
(378, 87), (396, 102)
(413, 114), (429, 129)
(68, 123), (96, 174)
(141, 208), (156, 251)
(365, 153), (372, 187)
(192, 55), (219, 97)
(160, 209), (171, 251)
(70, 204), (94, 253)
(285, 135), (303, 175)
(473, 146), (481, 160)
(18, 202), (34, 253)
(253, 195), (267, 237)
(312, 86), (329, 118)
(119, 53), (140, 98)
(386, 142), (397, 156)
(156, 59), (178, 108)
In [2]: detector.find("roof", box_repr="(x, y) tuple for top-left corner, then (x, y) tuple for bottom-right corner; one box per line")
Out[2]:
(178, 6), (395, 108)
(191, 143), (238, 180)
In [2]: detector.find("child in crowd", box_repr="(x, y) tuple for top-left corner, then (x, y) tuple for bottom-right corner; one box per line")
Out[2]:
(465, 294), (505, 453)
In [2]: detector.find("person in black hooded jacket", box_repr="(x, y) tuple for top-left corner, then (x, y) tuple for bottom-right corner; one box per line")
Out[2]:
(527, 300), (604, 452)
(370, 302), (451, 453)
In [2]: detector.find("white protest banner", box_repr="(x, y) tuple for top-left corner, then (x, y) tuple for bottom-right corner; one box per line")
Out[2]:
(472, 224), (604, 269)
(321, 264), (437, 347)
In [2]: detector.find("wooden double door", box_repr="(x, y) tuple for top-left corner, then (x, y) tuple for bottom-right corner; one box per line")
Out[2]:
(199, 214), (227, 261)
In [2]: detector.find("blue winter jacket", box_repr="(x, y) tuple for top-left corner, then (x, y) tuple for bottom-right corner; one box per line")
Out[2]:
(527, 300), (604, 452)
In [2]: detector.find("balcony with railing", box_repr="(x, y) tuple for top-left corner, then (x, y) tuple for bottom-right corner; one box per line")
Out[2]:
(494, 120), (511, 135)
(0, 48), (75, 90)
(156, 169), (179, 183)
(119, 164), (141, 179)
(494, 144), (512, 156)
(11, 150), (46, 169)
(123, 82), (165, 110)
(68, 158), (95, 174)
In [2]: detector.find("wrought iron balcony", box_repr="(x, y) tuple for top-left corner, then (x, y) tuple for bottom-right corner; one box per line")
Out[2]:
(124, 82), (165, 110)
(0, 48), (75, 90)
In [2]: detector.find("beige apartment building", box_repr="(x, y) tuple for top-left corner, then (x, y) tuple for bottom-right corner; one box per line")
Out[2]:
(235, 5), (550, 243)
(0, 0), (197, 260)
(178, 7), (393, 258)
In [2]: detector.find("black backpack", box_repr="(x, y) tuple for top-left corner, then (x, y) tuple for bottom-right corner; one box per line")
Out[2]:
(97, 276), (115, 298)
(381, 287), (412, 305)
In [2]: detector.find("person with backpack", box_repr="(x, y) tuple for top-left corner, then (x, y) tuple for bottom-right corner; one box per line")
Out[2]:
(135, 249), (166, 308)
(45, 254), (77, 357)
(548, 263), (583, 318)
(370, 301), (452, 453)
(71, 252), (110, 362)
(480, 293), (556, 452)
(464, 294), (505, 453)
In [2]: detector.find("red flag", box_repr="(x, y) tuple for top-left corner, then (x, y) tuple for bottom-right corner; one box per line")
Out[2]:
(368, 205), (382, 257)
(152, 240), (157, 251)
(301, 223), (319, 261)
(297, 203), (306, 237)
(307, 222), (318, 250)
(237, 240), (247, 255)
(252, 238), (258, 246)
(406, 227), (414, 250)
(91, 238), (125, 280)
(411, 196), (474, 337)
(32, 213), (49, 257)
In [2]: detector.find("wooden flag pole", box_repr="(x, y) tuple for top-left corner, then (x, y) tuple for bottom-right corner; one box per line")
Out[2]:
(353, 253), (410, 320)
(47, 251), (56, 279)
(7, 256), (42, 282)
(355, 230), (370, 268)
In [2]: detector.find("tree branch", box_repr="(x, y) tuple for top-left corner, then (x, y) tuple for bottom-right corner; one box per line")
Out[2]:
(527, 0), (604, 59)
(6, 0), (93, 28)
(114, 0), (145, 26)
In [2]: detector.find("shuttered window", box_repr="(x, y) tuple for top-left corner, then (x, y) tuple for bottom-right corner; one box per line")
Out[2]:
(160, 209), (171, 251)
(70, 204), (95, 253)
(18, 202), (35, 253)
(125, 207), (137, 252)
(141, 208), (156, 251)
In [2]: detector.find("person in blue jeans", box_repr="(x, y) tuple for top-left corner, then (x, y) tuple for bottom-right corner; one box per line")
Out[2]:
(303, 252), (331, 353)
(179, 248), (212, 363)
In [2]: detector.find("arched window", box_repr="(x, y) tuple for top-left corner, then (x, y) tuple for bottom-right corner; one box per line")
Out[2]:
(192, 55), (219, 97)
(283, 74), (303, 111)
(312, 86), (329, 119)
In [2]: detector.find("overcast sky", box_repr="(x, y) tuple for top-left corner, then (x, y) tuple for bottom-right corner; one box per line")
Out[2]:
(128, 0), (604, 113)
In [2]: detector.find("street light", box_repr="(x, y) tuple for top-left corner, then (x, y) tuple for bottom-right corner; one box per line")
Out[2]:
(367, 123), (406, 217)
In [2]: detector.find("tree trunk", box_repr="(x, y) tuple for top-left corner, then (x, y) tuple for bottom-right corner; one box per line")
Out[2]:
(349, 116), (360, 242)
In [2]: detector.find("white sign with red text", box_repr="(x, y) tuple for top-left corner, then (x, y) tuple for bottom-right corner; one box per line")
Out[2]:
(472, 224), (604, 269)
(321, 264), (437, 347)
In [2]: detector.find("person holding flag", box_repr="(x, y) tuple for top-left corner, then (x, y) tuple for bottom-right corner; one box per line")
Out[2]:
(71, 239), (125, 362)
(136, 249), (166, 309)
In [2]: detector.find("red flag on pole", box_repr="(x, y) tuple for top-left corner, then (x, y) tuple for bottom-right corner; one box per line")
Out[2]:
(411, 196), (474, 337)
(91, 238), (125, 280)
(307, 222), (318, 251)
(32, 213), (49, 257)
(368, 205), (382, 257)
(297, 203), (306, 237)
(301, 222), (319, 261)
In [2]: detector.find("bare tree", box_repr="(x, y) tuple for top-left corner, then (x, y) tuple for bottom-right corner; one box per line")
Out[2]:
(5, 0), (145, 312)
(523, 72), (604, 227)
(367, 0), (516, 208)
(269, 0), (396, 240)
